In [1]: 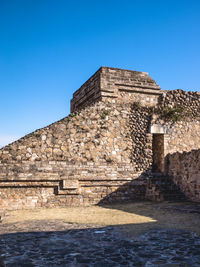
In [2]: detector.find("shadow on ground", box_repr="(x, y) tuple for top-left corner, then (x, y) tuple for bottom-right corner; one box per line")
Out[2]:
(1, 201), (200, 266)
(1, 220), (200, 266)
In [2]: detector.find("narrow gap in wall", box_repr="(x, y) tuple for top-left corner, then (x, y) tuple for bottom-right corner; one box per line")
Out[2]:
(152, 133), (164, 174)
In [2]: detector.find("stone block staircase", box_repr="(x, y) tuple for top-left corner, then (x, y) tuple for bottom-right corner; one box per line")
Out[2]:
(146, 173), (187, 202)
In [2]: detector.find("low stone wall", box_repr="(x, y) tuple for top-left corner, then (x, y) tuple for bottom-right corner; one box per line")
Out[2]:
(0, 161), (146, 210)
(167, 149), (200, 202)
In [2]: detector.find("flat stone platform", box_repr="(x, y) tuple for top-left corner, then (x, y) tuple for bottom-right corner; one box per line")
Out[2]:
(0, 220), (200, 266)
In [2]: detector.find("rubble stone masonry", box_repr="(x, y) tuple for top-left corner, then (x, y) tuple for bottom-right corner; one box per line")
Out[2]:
(167, 149), (200, 202)
(1, 67), (200, 210)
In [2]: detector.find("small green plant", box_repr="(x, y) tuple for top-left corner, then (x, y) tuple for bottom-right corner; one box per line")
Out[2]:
(131, 99), (197, 123)
(101, 109), (110, 119)
(157, 107), (185, 122)
(70, 113), (77, 117)
(68, 112), (78, 121)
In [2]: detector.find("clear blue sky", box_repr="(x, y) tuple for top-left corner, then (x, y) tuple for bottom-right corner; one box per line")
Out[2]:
(0, 0), (200, 147)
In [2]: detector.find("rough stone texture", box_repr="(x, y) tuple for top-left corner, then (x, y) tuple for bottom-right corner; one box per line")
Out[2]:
(159, 89), (200, 115)
(167, 149), (200, 202)
(1, 67), (200, 210)
(0, 161), (146, 210)
(145, 174), (187, 202)
(0, 100), (148, 210)
(1, 221), (200, 266)
(0, 102), (133, 164)
(129, 104), (153, 172)
(71, 66), (161, 112)
(155, 89), (200, 156)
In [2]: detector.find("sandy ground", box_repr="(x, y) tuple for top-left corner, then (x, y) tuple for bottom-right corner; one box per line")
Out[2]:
(1, 201), (200, 238)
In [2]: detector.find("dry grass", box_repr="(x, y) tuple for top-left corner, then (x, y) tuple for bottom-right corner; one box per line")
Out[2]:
(2, 201), (200, 238)
(3, 203), (156, 225)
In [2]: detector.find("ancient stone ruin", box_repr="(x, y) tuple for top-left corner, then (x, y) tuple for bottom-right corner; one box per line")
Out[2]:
(1, 66), (200, 210)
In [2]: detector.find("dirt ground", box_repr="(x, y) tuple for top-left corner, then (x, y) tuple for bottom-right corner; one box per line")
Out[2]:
(1, 201), (200, 238)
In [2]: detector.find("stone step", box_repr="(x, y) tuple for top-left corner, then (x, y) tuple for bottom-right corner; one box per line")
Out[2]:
(57, 189), (80, 195)
(0, 173), (69, 180)
(147, 175), (188, 202)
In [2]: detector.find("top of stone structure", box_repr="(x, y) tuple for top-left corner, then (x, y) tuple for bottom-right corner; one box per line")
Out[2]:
(71, 66), (161, 112)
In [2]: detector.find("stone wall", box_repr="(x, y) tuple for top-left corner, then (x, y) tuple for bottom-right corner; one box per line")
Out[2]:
(0, 161), (147, 210)
(155, 89), (200, 156)
(71, 68), (101, 112)
(129, 104), (153, 172)
(1, 67), (200, 210)
(71, 67), (162, 112)
(159, 89), (200, 113)
(0, 101), (148, 209)
(0, 101), (133, 164)
(167, 149), (200, 202)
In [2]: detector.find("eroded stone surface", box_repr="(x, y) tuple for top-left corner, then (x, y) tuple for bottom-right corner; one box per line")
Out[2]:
(0, 221), (200, 266)
(1, 67), (200, 209)
(167, 149), (200, 202)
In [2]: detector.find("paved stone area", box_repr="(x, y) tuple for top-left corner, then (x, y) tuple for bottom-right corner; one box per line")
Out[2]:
(0, 220), (200, 266)
(155, 203), (200, 214)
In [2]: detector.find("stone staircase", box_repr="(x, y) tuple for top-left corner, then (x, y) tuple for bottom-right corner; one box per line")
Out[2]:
(146, 173), (187, 202)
